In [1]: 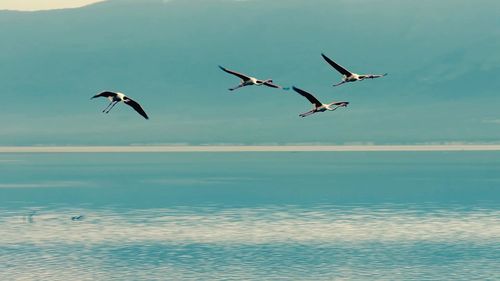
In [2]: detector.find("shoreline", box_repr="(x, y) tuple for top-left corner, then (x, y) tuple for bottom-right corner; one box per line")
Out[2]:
(1, 145), (500, 153)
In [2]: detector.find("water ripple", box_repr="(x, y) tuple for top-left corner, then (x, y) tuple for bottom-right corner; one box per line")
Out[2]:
(0, 205), (498, 280)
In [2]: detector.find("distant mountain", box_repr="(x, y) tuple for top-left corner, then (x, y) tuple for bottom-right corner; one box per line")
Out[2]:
(1, 0), (499, 145)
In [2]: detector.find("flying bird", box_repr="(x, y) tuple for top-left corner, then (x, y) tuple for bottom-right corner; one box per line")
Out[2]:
(293, 86), (349, 117)
(91, 91), (149, 119)
(219, 65), (287, 91)
(321, 53), (387, 87)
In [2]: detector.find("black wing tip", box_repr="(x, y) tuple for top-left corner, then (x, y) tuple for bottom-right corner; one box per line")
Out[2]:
(91, 93), (104, 99)
(321, 53), (332, 62)
(292, 86), (305, 93)
(92, 91), (116, 99)
(218, 65), (226, 70)
(137, 111), (149, 120)
(137, 109), (149, 120)
(321, 53), (335, 63)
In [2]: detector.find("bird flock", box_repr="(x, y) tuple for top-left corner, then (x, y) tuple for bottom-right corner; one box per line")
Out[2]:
(91, 53), (387, 119)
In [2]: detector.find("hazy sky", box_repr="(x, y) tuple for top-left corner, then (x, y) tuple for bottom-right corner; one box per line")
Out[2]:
(0, 0), (103, 11)
(1, 0), (499, 145)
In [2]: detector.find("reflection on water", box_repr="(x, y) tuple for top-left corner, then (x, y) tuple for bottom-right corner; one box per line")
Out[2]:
(1, 205), (499, 280)
(1, 152), (499, 280)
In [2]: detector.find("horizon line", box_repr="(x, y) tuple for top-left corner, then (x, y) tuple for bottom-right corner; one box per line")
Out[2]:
(1, 144), (500, 153)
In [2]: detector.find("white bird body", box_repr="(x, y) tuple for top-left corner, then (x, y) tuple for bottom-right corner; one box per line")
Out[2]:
(292, 86), (349, 117)
(321, 53), (387, 87)
(107, 92), (125, 102)
(314, 103), (344, 113)
(245, 77), (259, 86)
(91, 91), (149, 119)
(344, 73), (360, 82)
(318, 103), (336, 112)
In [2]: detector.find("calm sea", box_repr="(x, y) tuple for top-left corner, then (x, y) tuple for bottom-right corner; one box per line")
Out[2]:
(0, 152), (499, 280)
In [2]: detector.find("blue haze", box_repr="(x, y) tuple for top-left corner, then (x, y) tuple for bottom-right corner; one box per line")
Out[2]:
(0, 0), (499, 145)
(1, 3), (499, 279)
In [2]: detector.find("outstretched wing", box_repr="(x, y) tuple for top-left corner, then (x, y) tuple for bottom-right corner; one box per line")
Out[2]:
(91, 91), (116, 99)
(263, 81), (281, 89)
(331, 101), (349, 106)
(124, 97), (149, 119)
(219, 65), (251, 81)
(292, 86), (322, 108)
(321, 53), (352, 76)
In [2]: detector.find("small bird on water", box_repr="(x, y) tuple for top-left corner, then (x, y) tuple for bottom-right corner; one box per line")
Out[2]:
(71, 215), (84, 221)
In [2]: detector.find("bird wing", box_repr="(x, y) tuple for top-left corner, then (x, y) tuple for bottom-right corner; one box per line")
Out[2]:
(219, 65), (251, 81)
(92, 91), (116, 99)
(124, 97), (149, 119)
(292, 86), (322, 107)
(321, 53), (352, 76)
(263, 81), (281, 89)
(331, 101), (349, 106)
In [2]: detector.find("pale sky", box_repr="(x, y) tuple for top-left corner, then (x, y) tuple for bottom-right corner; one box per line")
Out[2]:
(1, 0), (499, 146)
(0, 0), (104, 11)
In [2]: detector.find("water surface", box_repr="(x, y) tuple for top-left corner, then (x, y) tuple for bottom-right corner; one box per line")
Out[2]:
(0, 152), (499, 280)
